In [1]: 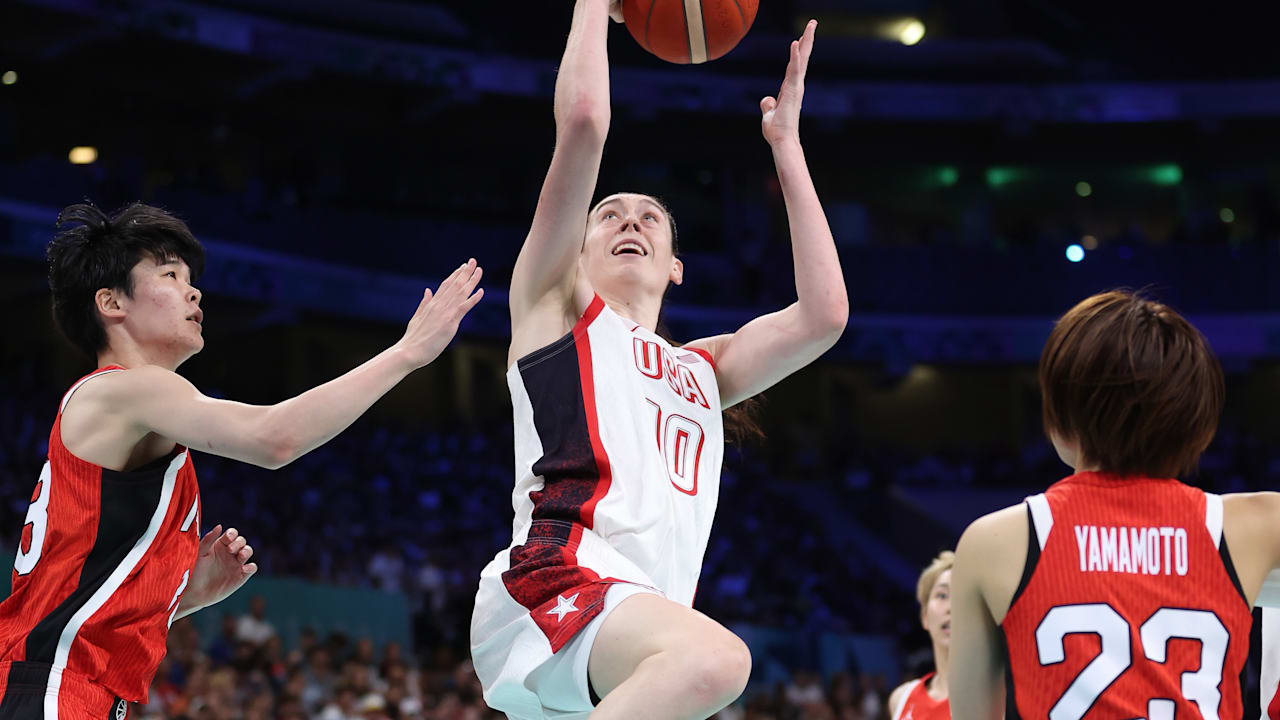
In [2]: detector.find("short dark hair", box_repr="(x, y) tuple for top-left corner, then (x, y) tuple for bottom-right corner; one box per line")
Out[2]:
(47, 202), (205, 358)
(1039, 290), (1223, 478)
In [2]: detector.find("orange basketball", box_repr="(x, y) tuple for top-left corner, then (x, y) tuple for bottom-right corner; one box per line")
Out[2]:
(622, 0), (759, 64)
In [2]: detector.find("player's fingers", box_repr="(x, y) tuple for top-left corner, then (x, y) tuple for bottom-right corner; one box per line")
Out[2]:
(201, 524), (223, 546)
(228, 536), (247, 554)
(760, 96), (778, 115)
(800, 19), (817, 56)
(785, 41), (804, 85)
(793, 22), (815, 78)
(441, 261), (471, 296)
(239, 544), (254, 562)
(243, 562), (258, 576)
(221, 528), (238, 547)
(461, 265), (483, 295)
(461, 287), (485, 313)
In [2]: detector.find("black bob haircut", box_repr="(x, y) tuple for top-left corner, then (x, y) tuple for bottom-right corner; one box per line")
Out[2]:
(47, 202), (205, 358)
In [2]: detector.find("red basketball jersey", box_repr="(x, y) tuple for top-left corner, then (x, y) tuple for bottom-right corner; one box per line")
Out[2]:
(0, 367), (202, 717)
(892, 673), (950, 720)
(1001, 473), (1251, 720)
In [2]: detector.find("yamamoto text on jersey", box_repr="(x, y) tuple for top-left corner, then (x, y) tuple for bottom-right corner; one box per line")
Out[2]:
(1073, 525), (1190, 576)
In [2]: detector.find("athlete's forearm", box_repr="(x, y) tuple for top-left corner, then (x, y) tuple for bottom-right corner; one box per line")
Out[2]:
(772, 139), (848, 335)
(255, 346), (414, 468)
(554, 0), (612, 138)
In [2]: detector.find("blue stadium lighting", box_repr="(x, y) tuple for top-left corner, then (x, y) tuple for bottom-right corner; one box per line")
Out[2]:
(1066, 244), (1085, 263)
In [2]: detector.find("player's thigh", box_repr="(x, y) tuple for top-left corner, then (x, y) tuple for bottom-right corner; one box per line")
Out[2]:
(586, 592), (749, 697)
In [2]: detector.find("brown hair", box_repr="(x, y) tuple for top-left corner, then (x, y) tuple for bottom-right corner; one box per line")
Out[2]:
(1039, 290), (1223, 478)
(916, 550), (954, 607)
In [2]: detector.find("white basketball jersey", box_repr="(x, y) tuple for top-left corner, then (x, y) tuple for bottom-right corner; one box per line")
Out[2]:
(505, 295), (724, 605)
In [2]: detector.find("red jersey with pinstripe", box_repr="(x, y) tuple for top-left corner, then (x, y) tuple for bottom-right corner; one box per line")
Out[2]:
(0, 366), (201, 719)
(1001, 473), (1251, 720)
(892, 673), (950, 720)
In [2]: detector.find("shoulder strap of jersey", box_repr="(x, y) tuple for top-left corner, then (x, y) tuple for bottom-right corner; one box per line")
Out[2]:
(59, 367), (126, 414)
(1008, 495), (1051, 609)
(1026, 492), (1053, 550)
(1204, 491), (1223, 549)
(891, 678), (922, 720)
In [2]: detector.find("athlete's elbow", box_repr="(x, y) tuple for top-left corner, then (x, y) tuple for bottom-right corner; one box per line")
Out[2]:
(557, 97), (610, 144)
(256, 431), (302, 470)
(805, 298), (849, 345)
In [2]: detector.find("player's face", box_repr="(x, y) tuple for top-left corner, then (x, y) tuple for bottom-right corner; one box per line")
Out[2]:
(581, 193), (683, 299)
(921, 569), (951, 649)
(118, 257), (204, 362)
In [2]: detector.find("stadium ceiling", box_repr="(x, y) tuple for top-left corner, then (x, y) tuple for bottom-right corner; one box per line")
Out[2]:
(6, 0), (1280, 123)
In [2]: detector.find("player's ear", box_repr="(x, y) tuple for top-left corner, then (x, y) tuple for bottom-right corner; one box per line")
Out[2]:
(669, 257), (684, 286)
(96, 287), (127, 320)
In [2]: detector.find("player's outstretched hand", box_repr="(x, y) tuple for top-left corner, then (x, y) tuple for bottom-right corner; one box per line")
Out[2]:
(608, 0), (624, 23)
(761, 19), (817, 148)
(185, 525), (258, 613)
(397, 259), (485, 370)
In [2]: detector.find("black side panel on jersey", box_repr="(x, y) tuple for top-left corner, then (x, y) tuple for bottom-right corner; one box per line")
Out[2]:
(1219, 535), (1249, 606)
(22, 464), (165, 663)
(1008, 504), (1040, 608)
(517, 329), (601, 531)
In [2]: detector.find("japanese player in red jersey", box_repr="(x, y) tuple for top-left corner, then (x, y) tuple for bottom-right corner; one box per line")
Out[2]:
(469, 2), (848, 718)
(888, 551), (953, 720)
(0, 202), (483, 719)
(949, 290), (1280, 720)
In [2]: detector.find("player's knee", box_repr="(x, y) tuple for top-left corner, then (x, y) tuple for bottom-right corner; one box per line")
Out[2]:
(678, 632), (751, 709)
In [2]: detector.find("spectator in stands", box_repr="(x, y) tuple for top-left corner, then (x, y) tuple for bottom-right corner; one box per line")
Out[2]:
(236, 594), (277, 646)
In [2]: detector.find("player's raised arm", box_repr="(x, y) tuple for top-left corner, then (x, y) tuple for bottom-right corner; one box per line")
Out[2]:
(508, 0), (615, 331)
(74, 260), (482, 470)
(685, 20), (848, 408)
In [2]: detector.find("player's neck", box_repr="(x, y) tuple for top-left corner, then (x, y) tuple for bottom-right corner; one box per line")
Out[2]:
(929, 645), (950, 698)
(597, 289), (662, 333)
(98, 340), (182, 372)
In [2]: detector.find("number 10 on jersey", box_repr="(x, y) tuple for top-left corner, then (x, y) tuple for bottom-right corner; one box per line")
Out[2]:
(644, 399), (705, 496)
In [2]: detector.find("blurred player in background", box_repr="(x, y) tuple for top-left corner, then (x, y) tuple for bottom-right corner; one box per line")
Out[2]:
(949, 290), (1280, 720)
(888, 551), (953, 720)
(0, 202), (483, 719)
(469, 0), (848, 718)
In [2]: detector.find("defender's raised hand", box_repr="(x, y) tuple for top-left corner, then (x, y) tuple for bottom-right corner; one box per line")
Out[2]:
(397, 259), (484, 369)
(761, 19), (817, 147)
(176, 525), (257, 620)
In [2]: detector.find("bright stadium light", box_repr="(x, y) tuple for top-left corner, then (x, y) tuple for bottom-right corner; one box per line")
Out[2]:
(899, 19), (925, 46)
(1, 71), (16, 86)
(1066, 244), (1085, 263)
(1220, 207), (1235, 223)
(1147, 164), (1183, 186)
(1075, 181), (1092, 198)
(68, 146), (98, 165)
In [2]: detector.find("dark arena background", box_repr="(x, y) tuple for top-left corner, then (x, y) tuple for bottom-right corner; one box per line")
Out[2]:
(2, 1), (1280, 718)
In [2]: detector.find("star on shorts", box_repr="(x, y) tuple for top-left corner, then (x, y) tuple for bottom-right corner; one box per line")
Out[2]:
(547, 593), (580, 622)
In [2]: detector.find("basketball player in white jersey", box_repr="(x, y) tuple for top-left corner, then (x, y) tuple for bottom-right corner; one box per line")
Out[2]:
(469, 3), (848, 718)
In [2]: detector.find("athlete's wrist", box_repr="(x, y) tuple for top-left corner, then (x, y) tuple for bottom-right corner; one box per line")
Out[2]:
(768, 136), (804, 156)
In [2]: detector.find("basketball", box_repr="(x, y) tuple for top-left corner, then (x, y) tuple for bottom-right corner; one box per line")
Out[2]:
(622, 0), (759, 64)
